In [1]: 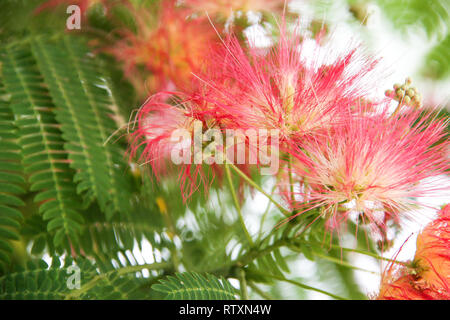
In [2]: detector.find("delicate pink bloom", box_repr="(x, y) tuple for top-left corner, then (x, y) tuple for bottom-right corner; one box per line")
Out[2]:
(193, 22), (380, 149)
(34, 0), (105, 16)
(289, 107), (449, 236)
(129, 91), (253, 201)
(129, 93), (208, 200)
(106, 1), (219, 95)
(377, 204), (450, 300)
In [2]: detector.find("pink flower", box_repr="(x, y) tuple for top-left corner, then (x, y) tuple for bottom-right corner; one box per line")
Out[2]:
(128, 93), (209, 200)
(289, 107), (449, 236)
(129, 94), (193, 174)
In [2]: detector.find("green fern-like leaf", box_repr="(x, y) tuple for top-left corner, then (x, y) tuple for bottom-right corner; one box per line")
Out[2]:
(153, 272), (237, 300)
(1, 42), (84, 248)
(0, 77), (24, 272)
(0, 257), (98, 300)
(31, 35), (133, 219)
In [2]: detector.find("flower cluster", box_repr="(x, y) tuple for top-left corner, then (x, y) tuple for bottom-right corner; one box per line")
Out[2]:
(129, 14), (449, 239)
(31, 0), (449, 301)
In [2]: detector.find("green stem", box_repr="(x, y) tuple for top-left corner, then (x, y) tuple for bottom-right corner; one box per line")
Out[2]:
(228, 163), (290, 216)
(238, 268), (249, 300)
(225, 164), (254, 247)
(256, 184), (278, 243)
(296, 239), (406, 266)
(341, 247), (407, 265)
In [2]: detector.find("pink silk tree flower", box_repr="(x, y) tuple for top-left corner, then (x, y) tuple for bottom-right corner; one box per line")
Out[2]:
(193, 21), (380, 149)
(129, 88), (267, 201)
(289, 107), (449, 237)
(129, 94), (194, 173)
(377, 204), (450, 300)
(128, 93), (204, 200)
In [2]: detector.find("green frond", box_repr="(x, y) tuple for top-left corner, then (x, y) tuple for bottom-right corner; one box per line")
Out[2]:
(1, 42), (84, 248)
(153, 272), (237, 300)
(20, 214), (55, 255)
(0, 78), (24, 272)
(65, 259), (170, 300)
(78, 213), (164, 260)
(76, 272), (144, 300)
(30, 35), (134, 219)
(181, 205), (239, 272)
(21, 199), (165, 261)
(0, 257), (93, 300)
